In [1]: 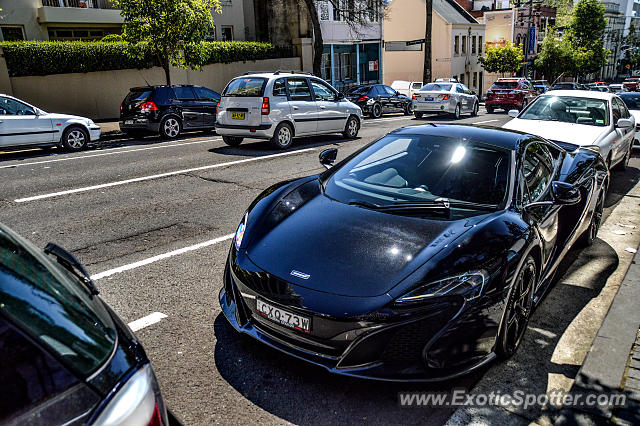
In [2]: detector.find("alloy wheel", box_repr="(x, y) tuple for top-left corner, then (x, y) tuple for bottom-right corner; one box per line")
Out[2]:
(372, 103), (382, 118)
(66, 129), (86, 149)
(163, 118), (180, 138)
(504, 260), (535, 354)
(346, 117), (358, 137)
(277, 125), (291, 147)
(454, 104), (460, 119)
(589, 190), (605, 242)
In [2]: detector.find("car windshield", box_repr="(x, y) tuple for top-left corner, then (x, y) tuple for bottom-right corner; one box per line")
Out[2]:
(491, 81), (518, 89)
(0, 226), (116, 376)
(619, 93), (640, 110)
(518, 96), (609, 126)
(223, 77), (267, 97)
(324, 134), (511, 211)
(348, 86), (372, 94)
(552, 83), (574, 89)
(420, 83), (452, 91)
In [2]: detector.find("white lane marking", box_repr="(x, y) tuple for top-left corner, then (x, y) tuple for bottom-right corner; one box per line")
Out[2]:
(472, 119), (500, 125)
(15, 148), (315, 203)
(91, 233), (234, 280)
(128, 312), (168, 332)
(0, 138), (221, 170)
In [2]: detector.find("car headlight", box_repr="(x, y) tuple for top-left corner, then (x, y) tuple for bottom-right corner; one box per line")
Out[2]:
(394, 270), (487, 305)
(235, 213), (247, 250)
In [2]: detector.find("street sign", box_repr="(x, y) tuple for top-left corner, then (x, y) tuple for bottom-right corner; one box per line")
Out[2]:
(528, 27), (536, 53)
(626, 64), (631, 69)
(406, 39), (426, 46)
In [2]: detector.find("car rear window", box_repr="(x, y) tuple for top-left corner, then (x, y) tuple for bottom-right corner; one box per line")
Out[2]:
(123, 89), (152, 105)
(348, 86), (373, 95)
(491, 81), (518, 89)
(223, 77), (267, 97)
(420, 83), (452, 91)
(0, 227), (116, 376)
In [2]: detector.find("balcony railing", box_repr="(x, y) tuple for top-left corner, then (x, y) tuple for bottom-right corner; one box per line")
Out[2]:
(41, 0), (118, 9)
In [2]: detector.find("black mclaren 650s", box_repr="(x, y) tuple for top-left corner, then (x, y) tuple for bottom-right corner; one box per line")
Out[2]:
(219, 124), (608, 381)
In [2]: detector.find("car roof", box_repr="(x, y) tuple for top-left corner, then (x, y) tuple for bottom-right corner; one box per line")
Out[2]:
(542, 90), (616, 100)
(388, 123), (542, 151)
(238, 71), (314, 79)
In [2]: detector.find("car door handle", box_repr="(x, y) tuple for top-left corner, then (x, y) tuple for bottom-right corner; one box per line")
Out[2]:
(292, 106), (299, 110)
(319, 106), (326, 109)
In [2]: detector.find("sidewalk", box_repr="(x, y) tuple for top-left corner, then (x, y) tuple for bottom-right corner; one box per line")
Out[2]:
(95, 120), (123, 141)
(556, 248), (640, 425)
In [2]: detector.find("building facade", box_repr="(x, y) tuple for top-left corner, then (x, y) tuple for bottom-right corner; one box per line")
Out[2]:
(384, 0), (486, 94)
(0, 0), (255, 42)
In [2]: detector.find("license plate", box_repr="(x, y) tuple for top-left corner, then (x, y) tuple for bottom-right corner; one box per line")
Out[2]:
(231, 112), (245, 120)
(256, 298), (311, 332)
(125, 120), (133, 125)
(425, 97), (434, 101)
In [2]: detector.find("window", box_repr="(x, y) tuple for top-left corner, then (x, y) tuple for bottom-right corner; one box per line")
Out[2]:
(318, 1), (330, 21)
(519, 96), (609, 126)
(462, 36), (467, 54)
(473, 72), (478, 89)
(194, 86), (220, 102)
(459, 74), (464, 84)
(333, 0), (342, 20)
(310, 80), (336, 101)
(287, 78), (312, 101)
(522, 143), (554, 203)
(478, 36), (483, 55)
(383, 85), (397, 96)
(0, 26), (24, 41)
(272, 79), (287, 96)
(0, 97), (35, 116)
(412, 82), (423, 90)
(456, 84), (465, 93)
(321, 53), (332, 81)
(47, 27), (109, 41)
(614, 98), (630, 119)
(340, 52), (356, 81)
(471, 36), (477, 54)
(223, 77), (267, 97)
(173, 86), (196, 100)
(221, 26), (233, 41)
(454, 35), (460, 55)
(385, 42), (422, 51)
(462, 84), (472, 94)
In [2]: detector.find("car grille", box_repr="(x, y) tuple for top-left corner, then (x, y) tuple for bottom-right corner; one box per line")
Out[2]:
(240, 269), (302, 304)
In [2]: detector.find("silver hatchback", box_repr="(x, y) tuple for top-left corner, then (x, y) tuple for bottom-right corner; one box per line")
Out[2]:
(215, 71), (363, 149)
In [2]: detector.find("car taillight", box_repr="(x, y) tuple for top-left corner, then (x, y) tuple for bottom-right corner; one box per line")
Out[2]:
(261, 97), (270, 115)
(140, 102), (158, 113)
(357, 95), (368, 102)
(441, 94), (451, 100)
(216, 102), (219, 115)
(92, 364), (167, 426)
(120, 104), (123, 112)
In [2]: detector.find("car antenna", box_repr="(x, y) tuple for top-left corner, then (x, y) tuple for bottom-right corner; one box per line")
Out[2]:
(139, 71), (151, 87)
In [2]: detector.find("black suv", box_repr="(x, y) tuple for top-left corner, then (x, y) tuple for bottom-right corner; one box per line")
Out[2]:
(345, 84), (412, 118)
(120, 85), (221, 139)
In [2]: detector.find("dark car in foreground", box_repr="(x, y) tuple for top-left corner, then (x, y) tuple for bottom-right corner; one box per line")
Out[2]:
(345, 84), (412, 118)
(219, 124), (608, 381)
(0, 224), (168, 424)
(119, 85), (220, 139)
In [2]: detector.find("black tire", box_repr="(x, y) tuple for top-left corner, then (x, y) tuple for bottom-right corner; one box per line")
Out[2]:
(270, 122), (294, 149)
(452, 103), (461, 119)
(160, 116), (182, 139)
(222, 136), (243, 147)
(403, 103), (412, 115)
(61, 126), (89, 151)
(486, 106), (494, 114)
(496, 255), (536, 358)
(342, 115), (360, 139)
(414, 112), (424, 119)
(577, 183), (606, 247)
(471, 101), (479, 116)
(614, 142), (633, 171)
(370, 102), (382, 118)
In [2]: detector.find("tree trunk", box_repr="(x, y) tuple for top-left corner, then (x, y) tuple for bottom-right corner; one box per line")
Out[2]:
(303, 0), (324, 76)
(423, 0), (432, 84)
(163, 51), (171, 85)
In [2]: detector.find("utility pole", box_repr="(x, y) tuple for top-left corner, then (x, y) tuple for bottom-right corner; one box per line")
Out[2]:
(423, 0), (432, 84)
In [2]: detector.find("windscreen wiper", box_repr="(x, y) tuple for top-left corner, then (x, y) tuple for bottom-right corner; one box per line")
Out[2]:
(44, 242), (99, 296)
(349, 199), (450, 212)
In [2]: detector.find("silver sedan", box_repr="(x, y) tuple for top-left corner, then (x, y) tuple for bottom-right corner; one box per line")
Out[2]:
(412, 82), (479, 119)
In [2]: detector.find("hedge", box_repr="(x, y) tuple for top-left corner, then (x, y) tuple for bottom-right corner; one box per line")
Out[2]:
(1, 41), (293, 77)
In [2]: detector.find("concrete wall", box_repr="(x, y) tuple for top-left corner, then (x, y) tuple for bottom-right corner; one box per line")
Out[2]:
(8, 57), (300, 120)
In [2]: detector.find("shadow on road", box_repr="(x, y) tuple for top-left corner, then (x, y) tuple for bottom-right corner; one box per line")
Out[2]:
(209, 134), (354, 158)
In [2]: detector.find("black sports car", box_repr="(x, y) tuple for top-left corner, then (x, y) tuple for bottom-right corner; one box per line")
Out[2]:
(219, 124), (608, 381)
(345, 84), (412, 118)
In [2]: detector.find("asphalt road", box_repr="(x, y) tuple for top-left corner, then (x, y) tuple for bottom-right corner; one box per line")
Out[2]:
(0, 109), (637, 425)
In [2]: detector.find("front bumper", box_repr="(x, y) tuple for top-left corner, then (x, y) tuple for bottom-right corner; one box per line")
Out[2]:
(219, 249), (497, 381)
(89, 125), (101, 141)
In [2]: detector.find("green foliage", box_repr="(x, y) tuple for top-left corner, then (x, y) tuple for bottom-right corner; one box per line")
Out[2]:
(101, 34), (124, 42)
(534, 29), (575, 82)
(0, 41), (288, 77)
(114, 0), (221, 84)
(567, 0), (609, 76)
(479, 41), (524, 74)
(542, 0), (574, 27)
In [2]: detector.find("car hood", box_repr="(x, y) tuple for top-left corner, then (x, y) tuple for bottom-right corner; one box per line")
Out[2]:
(503, 119), (609, 145)
(43, 112), (92, 123)
(245, 181), (482, 297)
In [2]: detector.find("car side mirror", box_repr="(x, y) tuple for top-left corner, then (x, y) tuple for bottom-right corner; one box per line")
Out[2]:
(471, 90), (477, 96)
(551, 181), (581, 205)
(336, 92), (345, 101)
(508, 109), (519, 118)
(616, 118), (634, 129)
(319, 148), (338, 170)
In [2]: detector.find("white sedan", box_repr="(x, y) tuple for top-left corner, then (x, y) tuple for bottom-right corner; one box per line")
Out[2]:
(503, 90), (635, 170)
(0, 95), (100, 151)
(617, 92), (640, 148)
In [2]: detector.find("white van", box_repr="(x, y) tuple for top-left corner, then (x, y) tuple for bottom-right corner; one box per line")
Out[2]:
(216, 71), (363, 149)
(390, 80), (424, 98)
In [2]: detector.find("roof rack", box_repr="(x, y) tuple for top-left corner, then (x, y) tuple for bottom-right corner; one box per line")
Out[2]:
(273, 70), (313, 75)
(242, 71), (273, 75)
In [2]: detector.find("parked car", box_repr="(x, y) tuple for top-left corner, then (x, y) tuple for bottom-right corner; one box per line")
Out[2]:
(0, 95), (100, 151)
(503, 91), (635, 170)
(220, 124), (609, 381)
(609, 83), (625, 93)
(391, 80), (424, 98)
(412, 82), (479, 119)
(435, 78), (458, 83)
(623, 78), (640, 92)
(550, 82), (581, 91)
(532, 80), (551, 94)
(485, 78), (538, 113)
(345, 84), (412, 118)
(590, 85), (610, 92)
(119, 85), (220, 139)
(0, 223), (168, 424)
(618, 92), (640, 147)
(215, 72), (363, 149)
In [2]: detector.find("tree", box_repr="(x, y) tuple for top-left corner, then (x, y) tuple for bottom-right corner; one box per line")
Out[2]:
(567, 0), (608, 77)
(534, 29), (575, 83)
(479, 41), (524, 75)
(300, 0), (386, 76)
(114, 0), (221, 84)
